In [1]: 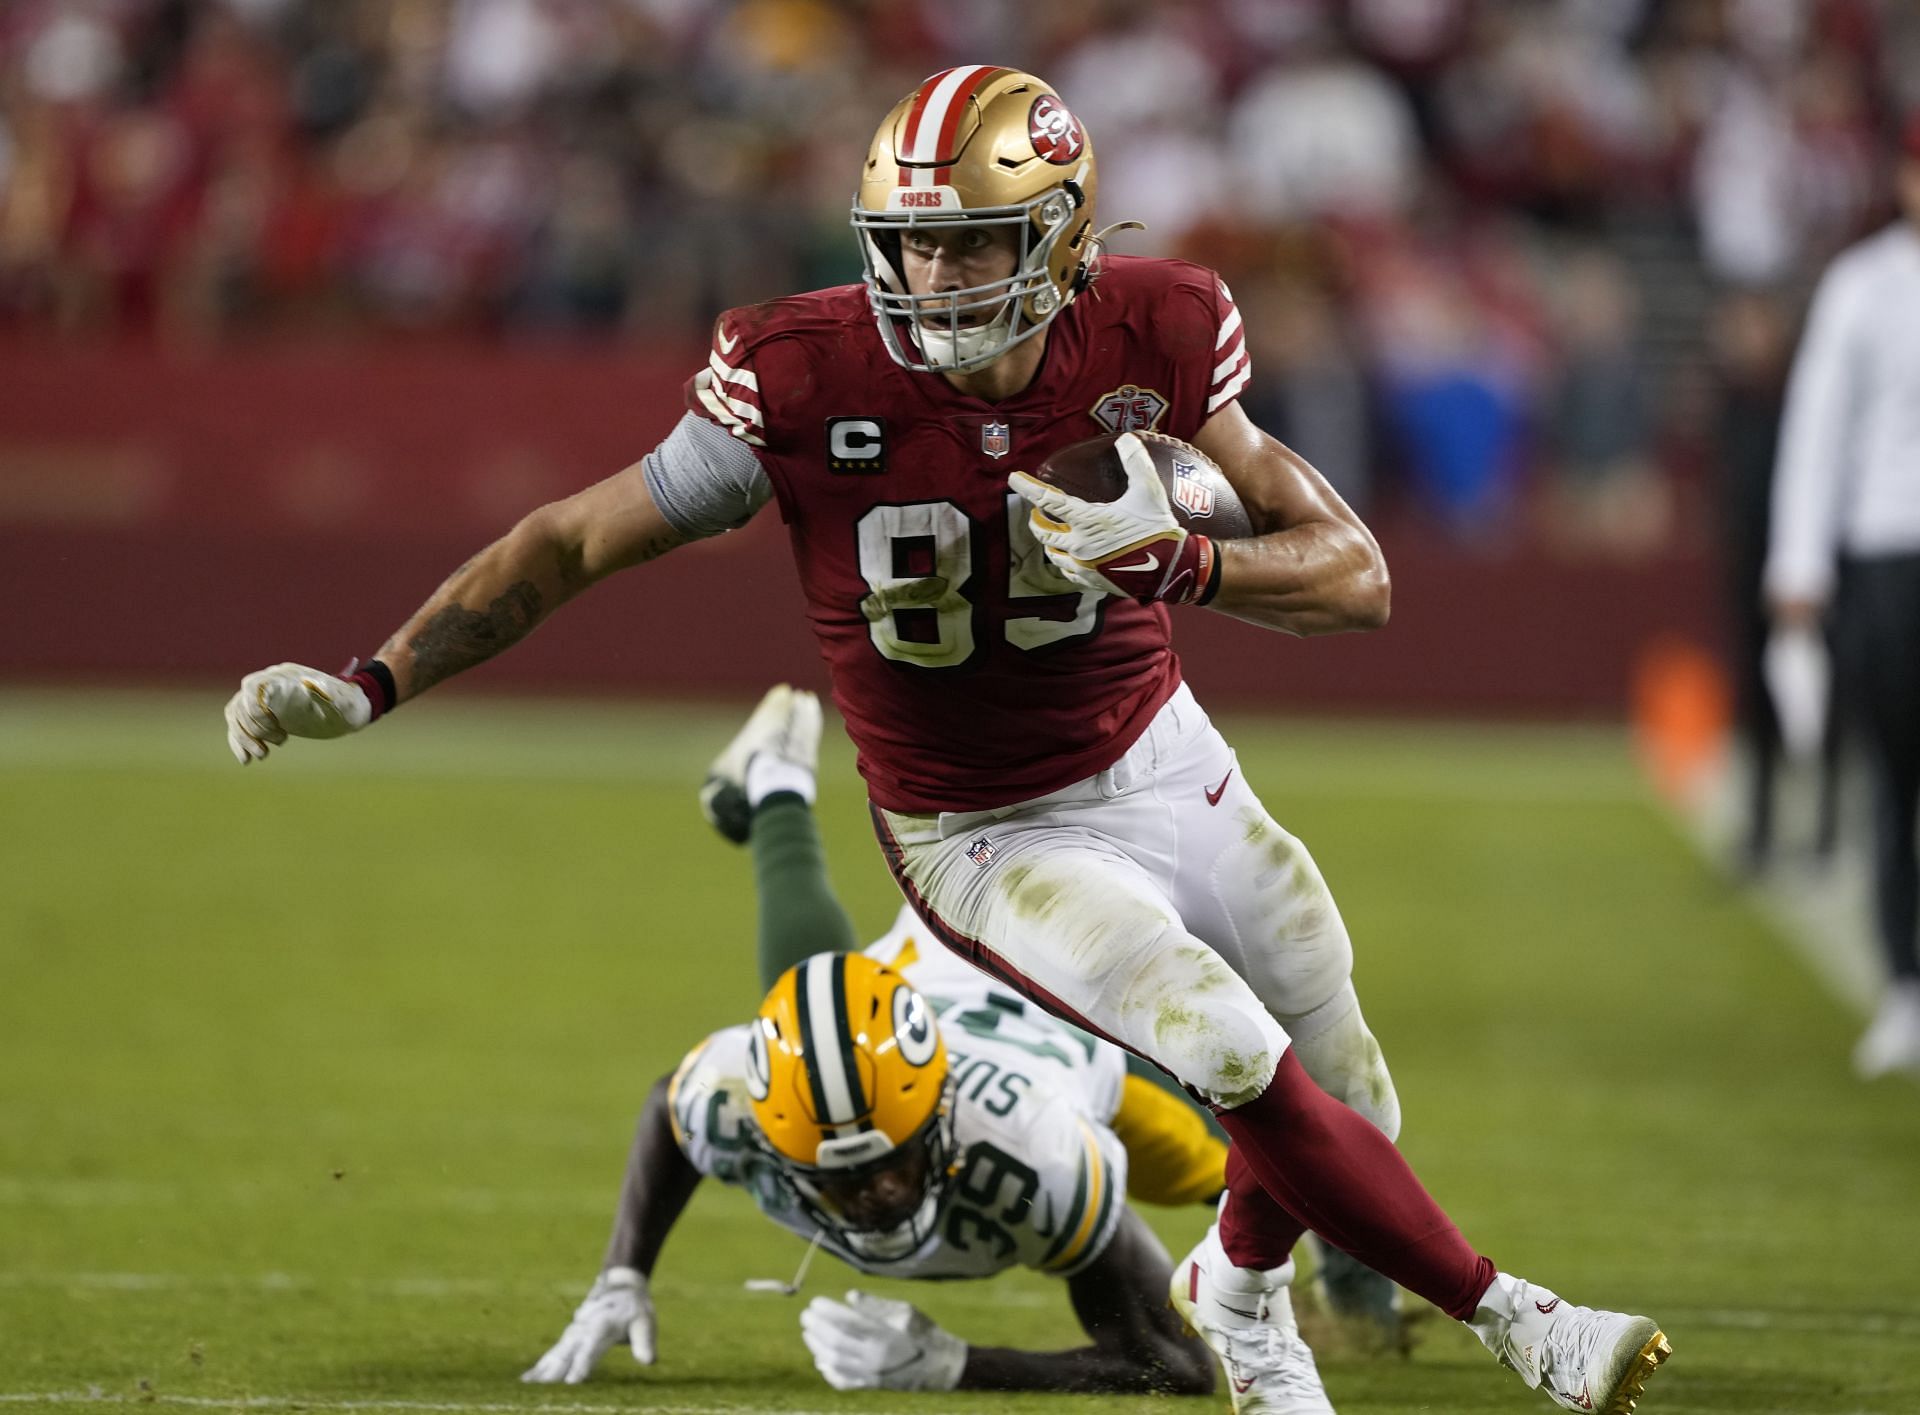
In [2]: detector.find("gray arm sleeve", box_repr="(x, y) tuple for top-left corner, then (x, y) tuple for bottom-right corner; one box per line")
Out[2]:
(641, 412), (774, 539)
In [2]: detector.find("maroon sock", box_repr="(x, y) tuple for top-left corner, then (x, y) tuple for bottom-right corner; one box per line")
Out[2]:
(1214, 1050), (1496, 1321)
(1218, 1145), (1307, 1270)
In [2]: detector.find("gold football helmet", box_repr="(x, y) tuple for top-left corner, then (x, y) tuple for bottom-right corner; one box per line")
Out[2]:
(746, 951), (954, 1259)
(853, 65), (1099, 373)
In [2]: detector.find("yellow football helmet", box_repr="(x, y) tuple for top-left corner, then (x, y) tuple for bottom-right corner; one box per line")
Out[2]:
(853, 65), (1100, 373)
(746, 951), (954, 1258)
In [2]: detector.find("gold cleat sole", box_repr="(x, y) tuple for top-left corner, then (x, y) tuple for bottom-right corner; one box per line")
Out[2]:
(1167, 1292), (1200, 1341)
(1603, 1330), (1672, 1415)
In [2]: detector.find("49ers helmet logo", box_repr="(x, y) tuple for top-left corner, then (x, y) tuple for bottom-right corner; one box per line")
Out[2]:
(1028, 95), (1085, 164)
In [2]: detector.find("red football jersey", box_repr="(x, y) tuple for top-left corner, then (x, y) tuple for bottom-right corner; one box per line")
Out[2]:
(686, 254), (1252, 812)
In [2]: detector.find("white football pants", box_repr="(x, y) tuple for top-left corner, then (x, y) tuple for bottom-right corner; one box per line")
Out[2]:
(874, 682), (1399, 1133)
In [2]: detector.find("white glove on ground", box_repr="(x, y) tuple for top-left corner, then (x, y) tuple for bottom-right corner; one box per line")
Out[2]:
(521, 1267), (655, 1384)
(1763, 625), (1829, 760)
(799, 1290), (967, 1392)
(224, 662), (373, 764)
(1009, 431), (1191, 600)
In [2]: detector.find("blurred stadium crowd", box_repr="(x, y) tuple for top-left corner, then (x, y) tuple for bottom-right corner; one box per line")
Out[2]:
(3, 0), (1917, 547)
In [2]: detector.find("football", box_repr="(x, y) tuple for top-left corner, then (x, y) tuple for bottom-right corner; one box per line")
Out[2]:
(1029, 430), (1254, 538)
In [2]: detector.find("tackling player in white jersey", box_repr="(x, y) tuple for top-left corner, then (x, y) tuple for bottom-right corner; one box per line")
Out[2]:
(524, 687), (1226, 1395)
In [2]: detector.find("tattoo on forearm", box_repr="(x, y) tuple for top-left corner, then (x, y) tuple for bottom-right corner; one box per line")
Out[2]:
(633, 526), (687, 564)
(636, 528), (687, 564)
(407, 581), (543, 692)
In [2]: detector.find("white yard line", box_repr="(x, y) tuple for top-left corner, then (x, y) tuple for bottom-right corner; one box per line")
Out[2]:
(0, 1272), (1906, 1331)
(0, 1273), (567, 1299)
(0, 691), (1645, 805)
(0, 1395), (843, 1415)
(2, 1301), (1918, 1415)
(1676, 749), (1882, 1016)
(1664, 1304), (1920, 1335)
(1746, 850), (1883, 1015)
(0, 1271), (1060, 1310)
(0, 1180), (608, 1218)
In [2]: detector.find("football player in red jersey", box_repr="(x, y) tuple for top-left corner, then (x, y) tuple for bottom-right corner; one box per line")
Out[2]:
(226, 67), (1669, 1415)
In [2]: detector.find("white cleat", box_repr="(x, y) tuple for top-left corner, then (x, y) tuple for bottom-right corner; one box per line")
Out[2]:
(1853, 982), (1920, 1081)
(1170, 1225), (1335, 1414)
(699, 684), (822, 844)
(1473, 1275), (1670, 1414)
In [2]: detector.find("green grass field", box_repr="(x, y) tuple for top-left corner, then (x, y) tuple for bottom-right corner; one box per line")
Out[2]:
(3, 689), (1916, 1415)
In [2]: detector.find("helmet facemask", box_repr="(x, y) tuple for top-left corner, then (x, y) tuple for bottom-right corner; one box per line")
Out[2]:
(854, 66), (1100, 375)
(758, 1081), (957, 1262)
(853, 181), (1088, 374)
(746, 953), (957, 1263)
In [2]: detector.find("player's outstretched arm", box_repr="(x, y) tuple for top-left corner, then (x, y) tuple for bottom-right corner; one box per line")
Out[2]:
(226, 464), (686, 762)
(523, 1075), (703, 1384)
(598, 1074), (705, 1280)
(961, 1206), (1215, 1394)
(375, 465), (688, 702)
(1192, 398), (1390, 637)
(802, 1207), (1213, 1395)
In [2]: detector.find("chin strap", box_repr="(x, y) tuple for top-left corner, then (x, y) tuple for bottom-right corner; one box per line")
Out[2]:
(745, 1228), (826, 1297)
(1075, 219), (1148, 292)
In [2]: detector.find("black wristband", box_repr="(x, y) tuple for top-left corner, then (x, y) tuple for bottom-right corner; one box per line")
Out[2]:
(1195, 544), (1225, 607)
(354, 658), (398, 717)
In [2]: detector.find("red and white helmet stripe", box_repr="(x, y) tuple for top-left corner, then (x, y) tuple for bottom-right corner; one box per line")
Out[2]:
(897, 65), (1008, 187)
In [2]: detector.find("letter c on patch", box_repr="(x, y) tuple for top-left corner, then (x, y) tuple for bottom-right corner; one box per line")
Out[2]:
(829, 419), (883, 459)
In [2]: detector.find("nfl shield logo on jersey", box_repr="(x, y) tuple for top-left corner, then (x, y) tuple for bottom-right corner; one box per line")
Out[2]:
(1172, 456), (1215, 518)
(965, 836), (998, 868)
(981, 421), (1011, 458)
(1090, 383), (1169, 435)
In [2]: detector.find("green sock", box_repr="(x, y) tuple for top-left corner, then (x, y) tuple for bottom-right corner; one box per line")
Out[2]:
(750, 794), (859, 992)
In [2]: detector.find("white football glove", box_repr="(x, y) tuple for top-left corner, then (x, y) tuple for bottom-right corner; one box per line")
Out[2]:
(799, 1290), (967, 1393)
(1764, 625), (1830, 760)
(224, 662), (373, 764)
(521, 1267), (656, 1384)
(1009, 431), (1198, 601)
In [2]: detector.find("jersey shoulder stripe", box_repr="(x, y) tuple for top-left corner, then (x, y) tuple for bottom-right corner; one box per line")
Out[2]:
(1077, 256), (1251, 417)
(692, 329), (766, 448)
(1038, 1118), (1119, 1275)
(685, 288), (870, 449)
(664, 1034), (716, 1149)
(665, 1025), (761, 1180)
(1207, 277), (1251, 413)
